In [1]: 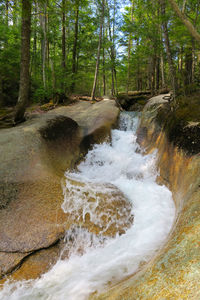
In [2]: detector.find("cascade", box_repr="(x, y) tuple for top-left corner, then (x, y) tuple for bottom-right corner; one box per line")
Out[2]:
(0, 112), (175, 300)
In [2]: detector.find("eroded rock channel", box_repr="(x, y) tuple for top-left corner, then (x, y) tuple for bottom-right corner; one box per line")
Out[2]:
(0, 100), (119, 281)
(0, 99), (176, 300)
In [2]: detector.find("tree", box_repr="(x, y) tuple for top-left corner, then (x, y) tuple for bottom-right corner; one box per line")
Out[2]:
(14, 0), (32, 124)
(71, 0), (80, 92)
(168, 0), (200, 43)
(127, 0), (134, 93)
(39, 0), (48, 90)
(91, 0), (105, 100)
(160, 0), (177, 96)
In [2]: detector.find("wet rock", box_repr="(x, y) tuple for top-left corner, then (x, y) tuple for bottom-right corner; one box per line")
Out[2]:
(0, 100), (119, 279)
(0, 252), (31, 279)
(96, 94), (200, 300)
(0, 242), (65, 283)
(0, 179), (68, 252)
(63, 178), (134, 237)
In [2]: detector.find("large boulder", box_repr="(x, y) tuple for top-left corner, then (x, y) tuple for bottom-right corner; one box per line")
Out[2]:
(0, 100), (119, 281)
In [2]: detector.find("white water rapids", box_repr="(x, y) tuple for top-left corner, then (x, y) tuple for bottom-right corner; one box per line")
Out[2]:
(0, 112), (175, 300)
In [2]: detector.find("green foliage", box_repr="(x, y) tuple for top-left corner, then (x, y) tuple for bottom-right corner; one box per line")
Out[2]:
(0, 0), (200, 108)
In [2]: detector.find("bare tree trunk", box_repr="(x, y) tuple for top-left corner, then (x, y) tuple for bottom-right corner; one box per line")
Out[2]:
(91, 0), (104, 100)
(156, 56), (160, 91)
(51, 41), (56, 94)
(112, 1), (117, 95)
(168, 0), (200, 43)
(114, 68), (118, 95)
(71, 0), (79, 93)
(0, 73), (3, 107)
(160, 55), (166, 88)
(107, 6), (114, 95)
(127, 0), (134, 93)
(184, 47), (193, 86)
(151, 55), (156, 95)
(31, 2), (37, 80)
(191, 2), (200, 82)
(192, 39), (195, 82)
(136, 40), (141, 91)
(5, 0), (9, 26)
(14, 0), (31, 124)
(39, 2), (47, 90)
(102, 20), (106, 95)
(61, 0), (66, 91)
(182, 0), (187, 14)
(12, 0), (17, 26)
(107, 1), (117, 96)
(160, 0), (177, 96)
(62, 0), (66, 70)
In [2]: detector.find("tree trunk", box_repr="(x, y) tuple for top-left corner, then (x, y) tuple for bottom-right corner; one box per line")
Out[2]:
(151, 55), (156, 94)
(5, 0), (9, 26)
(192, 39), (195, 82)
(61, 0), (66, 91)
(156, 56), (160, 91)
(39, 2), (47, 90)
(102, 20), (106, 96)
(12, 0), (17, 26)
(160, 0), (177, 96)
(31, 2), (37, 80)
(112, 1), (117, 95)
(182, 0), (187, 14)
(127, 0), (134, 93)
(184, 47), (193, 87)
(91, 0), (104, 100)
(168, 0), (200, 44)
(14, 0), (31, 124)
(51, 41), (56, 93)
(62, 0), (66, 70)
(107, 1), (117, 96)
(160, 55), (165, 88)
(71, 0), (79, 93)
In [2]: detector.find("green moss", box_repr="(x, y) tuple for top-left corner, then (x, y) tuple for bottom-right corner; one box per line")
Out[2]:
(0, 108), (10, 117)
(137, 99), (147, 106)
(175, 94), (200, 123)
(156, 94), (200, 155)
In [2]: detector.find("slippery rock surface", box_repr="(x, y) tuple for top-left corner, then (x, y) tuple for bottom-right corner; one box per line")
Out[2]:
(95, 95), (200, 300)
(0, 252), (31, 279)
(1, 242), (65, 283)
(62, 178), (134, 237)
(0, 100), (119, 280)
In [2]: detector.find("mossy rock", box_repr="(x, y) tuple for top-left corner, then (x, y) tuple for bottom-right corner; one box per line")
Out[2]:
(156, 95), (200, 155)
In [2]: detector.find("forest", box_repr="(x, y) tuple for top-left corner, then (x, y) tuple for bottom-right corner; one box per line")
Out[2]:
(0, 0), (200, 124)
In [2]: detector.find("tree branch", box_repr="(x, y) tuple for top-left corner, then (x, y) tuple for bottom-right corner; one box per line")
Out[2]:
(168, 0), (200, 43)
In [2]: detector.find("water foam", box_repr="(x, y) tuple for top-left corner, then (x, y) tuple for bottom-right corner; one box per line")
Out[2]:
(0, 112), (175, 300)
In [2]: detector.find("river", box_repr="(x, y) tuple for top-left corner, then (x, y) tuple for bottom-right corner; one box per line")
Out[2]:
(0, 111), (175, 300)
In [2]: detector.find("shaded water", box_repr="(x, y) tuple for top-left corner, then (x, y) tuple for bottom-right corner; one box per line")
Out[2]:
(0, 112), (175, 300)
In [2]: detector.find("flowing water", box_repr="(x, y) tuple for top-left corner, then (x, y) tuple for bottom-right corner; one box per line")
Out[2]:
(0, 112), (175, 300)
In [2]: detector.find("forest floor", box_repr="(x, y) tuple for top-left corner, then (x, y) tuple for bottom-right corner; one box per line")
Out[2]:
(0, 95), (105, 129)
(0, 92), (200, 130)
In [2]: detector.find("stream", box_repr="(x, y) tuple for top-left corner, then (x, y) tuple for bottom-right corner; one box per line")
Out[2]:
(0, 111), (175, 300)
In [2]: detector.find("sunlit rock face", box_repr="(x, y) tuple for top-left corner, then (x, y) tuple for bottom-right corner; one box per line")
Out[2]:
(0, 100), (119, 282)
(96, 95), (200, 300)
(0, 110), (175, 300)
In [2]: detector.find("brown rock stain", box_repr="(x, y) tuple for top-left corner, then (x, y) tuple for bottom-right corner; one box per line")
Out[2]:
(94, 96), (200, 300)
